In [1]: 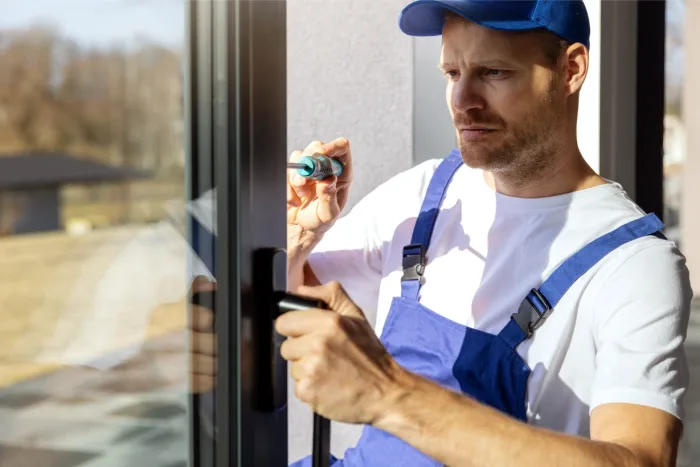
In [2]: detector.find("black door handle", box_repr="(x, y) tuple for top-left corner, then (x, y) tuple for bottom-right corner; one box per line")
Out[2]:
(191, 283), (332, 467)
(253, 248), (332, 467)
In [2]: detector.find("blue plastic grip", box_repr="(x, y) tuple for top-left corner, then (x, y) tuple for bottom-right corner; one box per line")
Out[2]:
(296, 155), (343, 180)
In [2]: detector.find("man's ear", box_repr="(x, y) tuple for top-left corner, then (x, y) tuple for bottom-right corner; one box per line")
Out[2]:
(565, 43), (589, 95)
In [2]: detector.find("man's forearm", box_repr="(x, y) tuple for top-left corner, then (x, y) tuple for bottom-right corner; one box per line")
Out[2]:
(374, 370), (651, 467)
(287, 226), (322, 291)
(288, 260), (321, 291)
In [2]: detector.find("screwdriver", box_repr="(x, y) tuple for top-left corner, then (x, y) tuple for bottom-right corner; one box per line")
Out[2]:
(288, 153), (343, 181)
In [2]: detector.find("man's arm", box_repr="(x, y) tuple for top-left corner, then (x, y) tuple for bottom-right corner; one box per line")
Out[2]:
(374, 241), (691, 467)
(286, 195), (384, 312)
(278, 236), (691, 467)
(375, 369), (681, 467)
(286, 238), (322, 291)
(286, 258), (321, 291)
(303, 261), (321, 286)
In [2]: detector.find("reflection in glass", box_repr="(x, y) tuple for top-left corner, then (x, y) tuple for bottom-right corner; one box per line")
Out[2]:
(664, 1), (700, 465)
(0, 2), (193, 466)
(663, 0), (684, 244)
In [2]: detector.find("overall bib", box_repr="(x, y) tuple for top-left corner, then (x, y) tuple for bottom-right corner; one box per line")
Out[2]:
(304, 150), (665, 467)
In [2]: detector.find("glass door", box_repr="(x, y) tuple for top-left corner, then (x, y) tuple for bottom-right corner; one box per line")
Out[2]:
(0, 0), (302, 465)
(188, 0), (294, 466)
(0, 1), (203, 467)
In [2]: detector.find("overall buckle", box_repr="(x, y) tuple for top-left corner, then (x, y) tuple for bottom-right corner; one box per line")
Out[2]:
(511, 289), (553, 338)
(401, 244), (426, 285)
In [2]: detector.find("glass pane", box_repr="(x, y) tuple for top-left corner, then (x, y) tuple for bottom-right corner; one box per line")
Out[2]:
(0, 2), (199, 466)
(664, 0), (700, 464)
(664, 0), (684, 244)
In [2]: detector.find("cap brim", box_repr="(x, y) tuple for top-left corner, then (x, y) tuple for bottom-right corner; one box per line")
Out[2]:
(399, 0), (542, 37)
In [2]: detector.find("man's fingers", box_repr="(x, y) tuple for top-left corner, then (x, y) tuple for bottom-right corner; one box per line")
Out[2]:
(280, 335), (318, 362)
(287, 176), (302, 208)
(314, 176), (340, 224)
(186, 279), (217, 394)
(302, 140), (326, 157)
(296, 140), (325, 189)
(295, 283), (333, 303)
(318, 137), (350, 159)
(289, 138), (351, 202)
(318, 137), (352, 183)
(191, 353), (217, 376)
(190, 375), (216, 394)
(191, 276), (216, 294)
(297, 282), (364, 319)
(191, 331), (217, 356)
(189, 305), (214, 331)
(289, 149), (313, 198)
(275, 308), (332, 338)
(290, 361), (305, 382)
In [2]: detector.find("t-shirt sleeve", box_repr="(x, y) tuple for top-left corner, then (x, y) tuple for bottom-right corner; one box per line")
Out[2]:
(306, 190), (386, 323)
(590, 242), (693, 421)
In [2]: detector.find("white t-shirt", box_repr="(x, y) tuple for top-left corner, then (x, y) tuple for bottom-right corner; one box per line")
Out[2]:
(307, 158), (692, 436)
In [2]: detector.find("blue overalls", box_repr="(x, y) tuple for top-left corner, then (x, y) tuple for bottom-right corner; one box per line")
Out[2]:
(295, 150), (664, 466)
(188, 154), (664, 467)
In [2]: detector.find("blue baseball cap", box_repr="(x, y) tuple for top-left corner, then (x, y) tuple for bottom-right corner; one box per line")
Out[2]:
(398, 0), (590, 49)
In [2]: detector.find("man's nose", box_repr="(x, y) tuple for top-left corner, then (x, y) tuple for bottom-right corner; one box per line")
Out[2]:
(451, 77), (486, 113)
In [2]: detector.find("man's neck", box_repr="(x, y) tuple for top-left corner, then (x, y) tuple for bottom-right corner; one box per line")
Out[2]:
(482, 151), (606, 199)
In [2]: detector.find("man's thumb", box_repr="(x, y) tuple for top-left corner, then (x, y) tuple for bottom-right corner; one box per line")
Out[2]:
(296, 282), (365, 320)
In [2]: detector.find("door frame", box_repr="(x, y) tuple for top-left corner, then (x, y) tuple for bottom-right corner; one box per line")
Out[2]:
(187, 1), (291, 466)
(599, 0), (666, 219)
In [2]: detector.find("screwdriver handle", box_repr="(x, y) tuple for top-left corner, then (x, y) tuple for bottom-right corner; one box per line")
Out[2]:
(295, 154), (343, 180)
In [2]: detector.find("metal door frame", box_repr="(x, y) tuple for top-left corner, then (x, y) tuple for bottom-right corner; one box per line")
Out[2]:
(186, 1), (290, 466)
(599, 0), (666, 218)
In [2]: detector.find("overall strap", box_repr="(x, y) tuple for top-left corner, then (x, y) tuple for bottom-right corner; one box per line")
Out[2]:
(499, 213), (665, 349)
(401, 150), (464, 301)
(191, 214), (217, 277)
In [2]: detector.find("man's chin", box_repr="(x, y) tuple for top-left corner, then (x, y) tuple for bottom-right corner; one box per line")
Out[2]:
(458, 148), (497, 170)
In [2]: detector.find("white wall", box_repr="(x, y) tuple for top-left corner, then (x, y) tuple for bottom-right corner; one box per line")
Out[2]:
(287, 0), (414, 213)
(578, 0), (601, 173)
(413, 35), (457, 164)
(286, 0), (413, 461)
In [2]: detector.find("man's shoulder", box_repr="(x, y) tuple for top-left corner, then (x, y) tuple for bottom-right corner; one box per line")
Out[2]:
(584, 216), (684, 281)
(540, 184), (690, 302)
(598, 232), (689, 289)
(581, 205), (692, 311)
(566, 182), (671, 255)
(369, 158), (445, 197)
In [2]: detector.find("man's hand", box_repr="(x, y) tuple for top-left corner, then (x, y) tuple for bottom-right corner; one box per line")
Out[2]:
(287, 138), (354, 241)
(287, 138), (353, 291)
(188, 276), (217, 393)
(275, 282), (405, 425)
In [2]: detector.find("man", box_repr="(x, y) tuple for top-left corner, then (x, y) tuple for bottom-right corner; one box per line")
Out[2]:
(192, 0), (693, 465)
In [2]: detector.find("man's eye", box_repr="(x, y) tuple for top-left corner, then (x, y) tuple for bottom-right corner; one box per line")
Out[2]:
(444, 70), (459, 79)
(484, 69), (507, 78)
